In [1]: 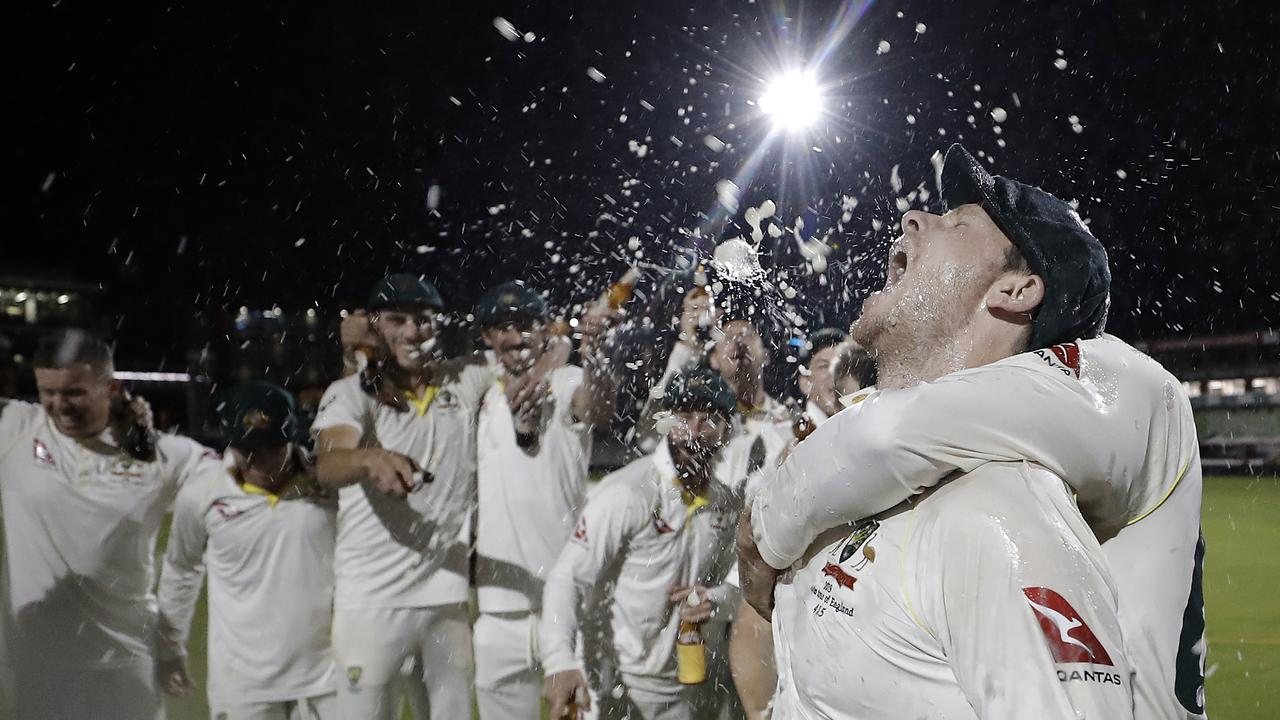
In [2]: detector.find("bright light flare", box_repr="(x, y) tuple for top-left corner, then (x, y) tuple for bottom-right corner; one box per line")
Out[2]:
(758, 71), (824, 131)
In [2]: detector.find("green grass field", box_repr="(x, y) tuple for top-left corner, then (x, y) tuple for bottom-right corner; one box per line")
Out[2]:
(164, 475), (1280, 719)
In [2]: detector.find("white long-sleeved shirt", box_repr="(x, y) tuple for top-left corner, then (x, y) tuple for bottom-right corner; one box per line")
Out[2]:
(157, 453), (337, 704)
(0, 399), (216, 669)
(311, 358), (492, 609)
(752, 335), (1197, 569)
(753, 335), (1205, 719)
(539, 445), (740, 696)
(772, 462), (1133, 720)
(476, 364), (591, 613)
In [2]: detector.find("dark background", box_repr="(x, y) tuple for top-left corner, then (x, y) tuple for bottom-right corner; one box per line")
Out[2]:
(8, 0), (1279, 369)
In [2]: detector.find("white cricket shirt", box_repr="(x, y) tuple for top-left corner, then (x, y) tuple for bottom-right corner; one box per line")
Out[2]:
(539, 444), (740, 696)
(311, 359), (492, 608)
(157, 453), (337, 703)
(716, 395), (791, 499)
(476, 364), (591, 614)
(0, 399), (215, 669)
(772, 462), (1133, 720)
(753, 335), (1203, 719)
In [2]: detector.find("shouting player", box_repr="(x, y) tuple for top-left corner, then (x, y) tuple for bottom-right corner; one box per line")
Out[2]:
(540, 367), (742, 720)
(0, 329), (218, 719)
(741, 145), (1149, 718)
(157, 381), (338, 719)
(472, 281), (619, 720)
(744, 145), (1205, 718)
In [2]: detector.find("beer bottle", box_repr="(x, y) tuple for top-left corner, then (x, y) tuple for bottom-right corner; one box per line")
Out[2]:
(676, 613), (707, 685)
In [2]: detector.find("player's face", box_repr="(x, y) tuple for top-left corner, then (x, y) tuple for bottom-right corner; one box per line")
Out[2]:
(801, 345), (842, 415)
(232, 444), (294, 491)
(481, 317), (546, 376)
(373, 306), (440, 369)
(35, 364), (115, 439)
(666, 408), (731, 478)
(711, 320), (766, 394)
(852, 205), (1012, 353)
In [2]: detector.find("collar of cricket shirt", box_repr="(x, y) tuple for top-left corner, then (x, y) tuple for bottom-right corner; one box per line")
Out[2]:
(403, 386), (440, 417)
(227, 451), (308, 507)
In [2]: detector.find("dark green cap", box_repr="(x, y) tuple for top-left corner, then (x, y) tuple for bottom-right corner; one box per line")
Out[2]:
(367, 273), (445, 312)
(663, 366), (736, 417)
(218, 381), (298, 450)
(475, 282), (548, 326)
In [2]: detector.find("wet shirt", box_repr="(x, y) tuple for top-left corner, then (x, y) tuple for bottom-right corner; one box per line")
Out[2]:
(539, 445), (740, 694)
(476, 364), (591, 614)
(311, 359), (492, 608)
(157, 453), (337, 703)
(771, 463), (1133, 720)
(0, 399), (215, 668)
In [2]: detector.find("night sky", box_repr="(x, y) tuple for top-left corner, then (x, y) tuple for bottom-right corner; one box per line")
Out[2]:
(10, 0), (1280, 368)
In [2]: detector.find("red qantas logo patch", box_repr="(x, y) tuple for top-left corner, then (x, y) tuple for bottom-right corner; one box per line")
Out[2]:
(821, 563), (857, 590)
(1023, 586), (1114, 665)
(1034, 342), (1082, 379)
(33, 439), (56, 467)
(212, 500), (245, 520)
(652, 512), (675, 535)
(572, 516), (588, 542)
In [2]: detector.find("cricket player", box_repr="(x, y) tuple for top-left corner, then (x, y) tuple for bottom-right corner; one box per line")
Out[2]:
(744, 145), (1206, 719)
(315, 273), (565, 719)
(657, 288), (791, 497)
(157, 381), (337, 719)
(795, 328), (873, 430)
(472, 281), (619, 720)
(540, 367), (742, 720)
(0, 329), (217, 719)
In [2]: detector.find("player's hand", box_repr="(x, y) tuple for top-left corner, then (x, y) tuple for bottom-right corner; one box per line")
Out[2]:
(360, 448), (423, 497)
(677, 288), (714, 347)
(157, 656), (196, 697)
(109, 390), (157, 461)
(543, 669), (590, 718)
(341, 310), (379, 351)
(577, 301), (619, 364)
(737, 505), (780, 621)
(511, 382), (546, 435)
(670, 584), (714, 623)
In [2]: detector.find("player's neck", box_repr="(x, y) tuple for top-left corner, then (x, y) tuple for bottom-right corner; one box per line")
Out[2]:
(877, 326), (1022, 390)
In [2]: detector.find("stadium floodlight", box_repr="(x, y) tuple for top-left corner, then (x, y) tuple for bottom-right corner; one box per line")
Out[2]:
(758, 70), (823, 131)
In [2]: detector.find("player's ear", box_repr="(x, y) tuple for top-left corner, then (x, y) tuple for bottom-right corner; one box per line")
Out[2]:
(987, 272), (1045, 318)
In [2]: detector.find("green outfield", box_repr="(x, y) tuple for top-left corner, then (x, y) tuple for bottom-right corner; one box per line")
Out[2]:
(163, 474), (1280, 720)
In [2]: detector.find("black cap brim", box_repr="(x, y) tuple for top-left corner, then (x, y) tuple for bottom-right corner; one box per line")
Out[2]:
(941, 144), (1033, 269)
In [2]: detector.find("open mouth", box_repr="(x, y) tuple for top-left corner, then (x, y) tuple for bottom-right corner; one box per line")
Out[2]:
(885, 240), (909, 288)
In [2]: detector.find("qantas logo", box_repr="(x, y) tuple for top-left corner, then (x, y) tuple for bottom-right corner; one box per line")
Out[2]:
(572, 516), (588, 542)
(1033, 342), (1081, 379)
(821, 563), (857, 590)
(652, 512), (675, 535)
(1023, 586), (1114, 665)
(32, 439), (56, 467)
(212, 500), (246, 520)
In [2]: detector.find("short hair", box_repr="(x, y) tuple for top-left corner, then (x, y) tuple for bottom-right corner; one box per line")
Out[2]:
(1002, 244), (1031, 274)
(832, 343), (876, 389)
(34, 329), (114, 376)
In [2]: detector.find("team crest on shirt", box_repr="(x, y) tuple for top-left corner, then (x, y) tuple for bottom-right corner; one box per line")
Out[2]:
(32, 438), (56, 467)
(347, 666), (363, 687)
(434, 389), (460, 411)
(836, 519), (879, 569)
(1033, 342), (1082, 379)
(110, 457), (146, 481)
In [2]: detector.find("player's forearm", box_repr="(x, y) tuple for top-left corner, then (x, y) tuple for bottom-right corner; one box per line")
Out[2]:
(538, 560), (586, 675)
(155, 559), (205, 659)
(573, 363), (618, 427)
(315, 448), (373, 489)
(730, 600), (778, 720)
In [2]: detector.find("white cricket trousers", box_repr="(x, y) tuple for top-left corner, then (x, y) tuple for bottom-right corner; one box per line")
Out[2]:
(209, 692), (337, 720)
(332, 604), (474, 720)
(475, 611), (544, 720)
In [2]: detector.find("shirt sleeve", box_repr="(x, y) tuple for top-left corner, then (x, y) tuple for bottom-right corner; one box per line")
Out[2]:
(155, 472), (213, 660)
(538, 478), (646, 675)
(0, 400), (40, 466)
(910, 464), (1133, 720)
(751, 361), (1123, 570)
(310, 376), (371, 437)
